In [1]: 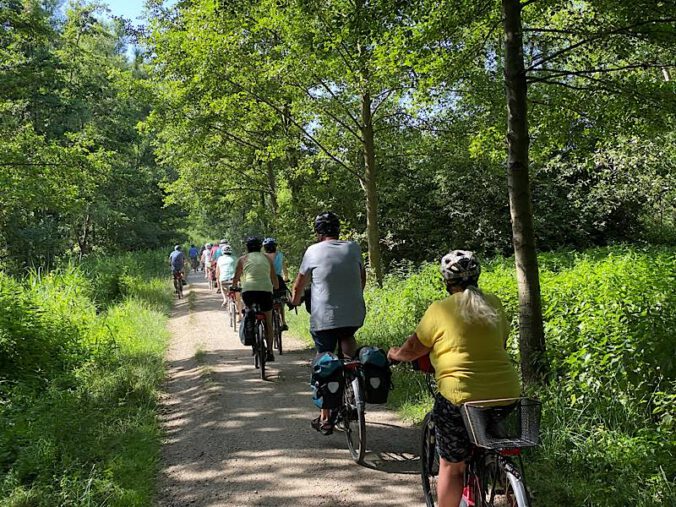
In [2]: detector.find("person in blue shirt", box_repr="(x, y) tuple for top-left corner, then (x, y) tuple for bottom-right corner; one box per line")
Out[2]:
(169, 245), (186, 284)
(188, 244), (199, 272)
(263, 237), (290, 331)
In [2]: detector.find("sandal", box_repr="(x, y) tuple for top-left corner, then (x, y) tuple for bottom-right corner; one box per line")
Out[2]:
(311, 416), (334, 436)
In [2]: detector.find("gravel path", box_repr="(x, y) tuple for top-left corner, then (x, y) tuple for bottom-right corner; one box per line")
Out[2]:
(156, 272), (425, 506)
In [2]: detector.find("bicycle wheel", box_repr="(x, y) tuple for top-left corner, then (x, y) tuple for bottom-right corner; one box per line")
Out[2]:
(257, 321), (266, 380)
(476, 455), (530, 507)
(343, 376), (366, 463)
(273, 310), (283, 355)
(230, 301), (237, 332)
(421, 412), (439, 507)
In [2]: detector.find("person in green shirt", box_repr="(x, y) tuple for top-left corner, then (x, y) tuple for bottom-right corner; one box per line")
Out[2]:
(232, 236), (279, 361)
(388, 250), (520, 507)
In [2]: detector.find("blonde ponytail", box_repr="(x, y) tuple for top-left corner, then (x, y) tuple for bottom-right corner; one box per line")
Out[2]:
(456, 285), (498, 326)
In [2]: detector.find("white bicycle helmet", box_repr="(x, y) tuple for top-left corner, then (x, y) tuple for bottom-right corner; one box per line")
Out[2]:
(221, 244), (233, 254)
(440, 250), (481, 282)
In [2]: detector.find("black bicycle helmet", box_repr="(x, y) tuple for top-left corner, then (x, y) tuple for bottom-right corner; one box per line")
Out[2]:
(245, 236), (263, 252)
(314, 211), (340, 236)
(262, 237), (277, 252)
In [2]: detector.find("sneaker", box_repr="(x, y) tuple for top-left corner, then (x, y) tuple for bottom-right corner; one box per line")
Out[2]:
(281, 323), (289, 331)
(266, 352), (275, 362)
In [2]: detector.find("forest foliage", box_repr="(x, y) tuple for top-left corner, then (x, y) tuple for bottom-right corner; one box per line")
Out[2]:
(1, 0), (675, 506)
(0, 1), (184, 274)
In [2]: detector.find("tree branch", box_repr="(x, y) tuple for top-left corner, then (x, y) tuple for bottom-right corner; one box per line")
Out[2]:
(526, 19), (676, 72)
(222, 77), (362, 180)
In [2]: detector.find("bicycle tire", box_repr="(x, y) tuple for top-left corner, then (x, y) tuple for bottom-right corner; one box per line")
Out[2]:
(421, 412), (439, 507)
(343, 376), (366, 463)
(273, 310), (283, 355)
(257, 321), (266, 380)
(231, 301), (237, 332)
(480, 455), (530, 507)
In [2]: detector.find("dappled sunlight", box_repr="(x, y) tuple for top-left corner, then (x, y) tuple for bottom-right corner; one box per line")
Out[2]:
(158, 275), (424, 506)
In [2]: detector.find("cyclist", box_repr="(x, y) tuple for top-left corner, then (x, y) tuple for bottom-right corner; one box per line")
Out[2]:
(387, 250), (520, 507)
(209, 241), (221, 290)
(188, 244), (199, 272)
(290, 211), (366, 435)
(169, 245), (185, 284)
(262, 237), (290, 331)
(216, 244), (236, 308)
(202, 243), (213, 280)
(232, 236), (279, 361)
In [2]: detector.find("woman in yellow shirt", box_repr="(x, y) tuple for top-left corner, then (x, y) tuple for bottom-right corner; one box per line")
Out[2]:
(388, 250), (519, 507)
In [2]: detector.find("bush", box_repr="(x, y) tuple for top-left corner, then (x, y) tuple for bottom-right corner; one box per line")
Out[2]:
(0, 251), (171, 506)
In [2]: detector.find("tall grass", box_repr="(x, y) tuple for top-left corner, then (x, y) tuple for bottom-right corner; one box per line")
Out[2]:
(0, 251), (172, 506)
(288, 245), (675, 506)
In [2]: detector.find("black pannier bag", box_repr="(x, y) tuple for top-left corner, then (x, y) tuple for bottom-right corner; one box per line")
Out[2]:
(238, 308), (255, 346)
(358, 346), (392, 404)
(310, 352), (344, 409)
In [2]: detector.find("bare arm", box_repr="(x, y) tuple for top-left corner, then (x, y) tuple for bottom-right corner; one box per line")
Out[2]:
(387, 333), (431, 362)
(360, 264), (366, 290)
(269, 257), (279, 290)
(291, 272), (309, 306)
(231, 257), (244, 287)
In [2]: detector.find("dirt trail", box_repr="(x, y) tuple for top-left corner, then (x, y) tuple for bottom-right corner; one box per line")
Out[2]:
(157, 272), (425, 506)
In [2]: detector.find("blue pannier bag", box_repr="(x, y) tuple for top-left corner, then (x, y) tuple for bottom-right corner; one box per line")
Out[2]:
(358, 346), (392, 404)
(310, 352), (344, 409)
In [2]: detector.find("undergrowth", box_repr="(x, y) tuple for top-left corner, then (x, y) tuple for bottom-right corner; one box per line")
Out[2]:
(288, 245), (675, 506)
(0, 250), (172, 506)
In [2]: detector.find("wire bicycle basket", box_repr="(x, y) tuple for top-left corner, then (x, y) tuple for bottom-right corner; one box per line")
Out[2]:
(461, 398), (541, 450)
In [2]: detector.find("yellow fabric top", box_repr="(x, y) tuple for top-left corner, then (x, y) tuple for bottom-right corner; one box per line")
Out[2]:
(415, 292), (520, 405)
(241, 252), (273, 293)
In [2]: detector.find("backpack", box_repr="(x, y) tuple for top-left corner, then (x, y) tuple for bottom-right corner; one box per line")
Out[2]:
(310, 352), (344, 409)
(358, 346), (392, 404)
(238, 308), (255, 346)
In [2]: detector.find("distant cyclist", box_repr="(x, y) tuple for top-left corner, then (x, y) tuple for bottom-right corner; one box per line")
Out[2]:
(188, 244), (199, 272)
(232, 237), (279, 361)
(387, 250), (520, 507)
(263, 237), (290, 331)
(202, 243), (213, 280)
(290, 212), (366, 435)
(168, 245), (185, 282)
(216, 244), (236, 308)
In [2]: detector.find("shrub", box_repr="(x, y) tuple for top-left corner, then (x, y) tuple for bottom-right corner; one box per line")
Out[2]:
(0, 251), (171, 506)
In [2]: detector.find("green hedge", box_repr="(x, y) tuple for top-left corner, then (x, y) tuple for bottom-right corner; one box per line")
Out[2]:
(0, 251), (172, 506)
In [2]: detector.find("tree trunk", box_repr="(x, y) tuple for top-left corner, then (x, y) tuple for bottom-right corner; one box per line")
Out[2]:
(266, 161), (278, 224)
(361, 91), (383, 286)
(502, 0), (548, 384)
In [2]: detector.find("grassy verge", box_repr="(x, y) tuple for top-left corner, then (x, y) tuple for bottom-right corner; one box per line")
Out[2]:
(288, 245), (675, 506)
(0, 251), (172, 506)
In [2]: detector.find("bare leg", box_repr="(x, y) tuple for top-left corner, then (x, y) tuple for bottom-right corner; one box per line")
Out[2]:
(437, 459), (465, 507)
(263, 310), (273, 352)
